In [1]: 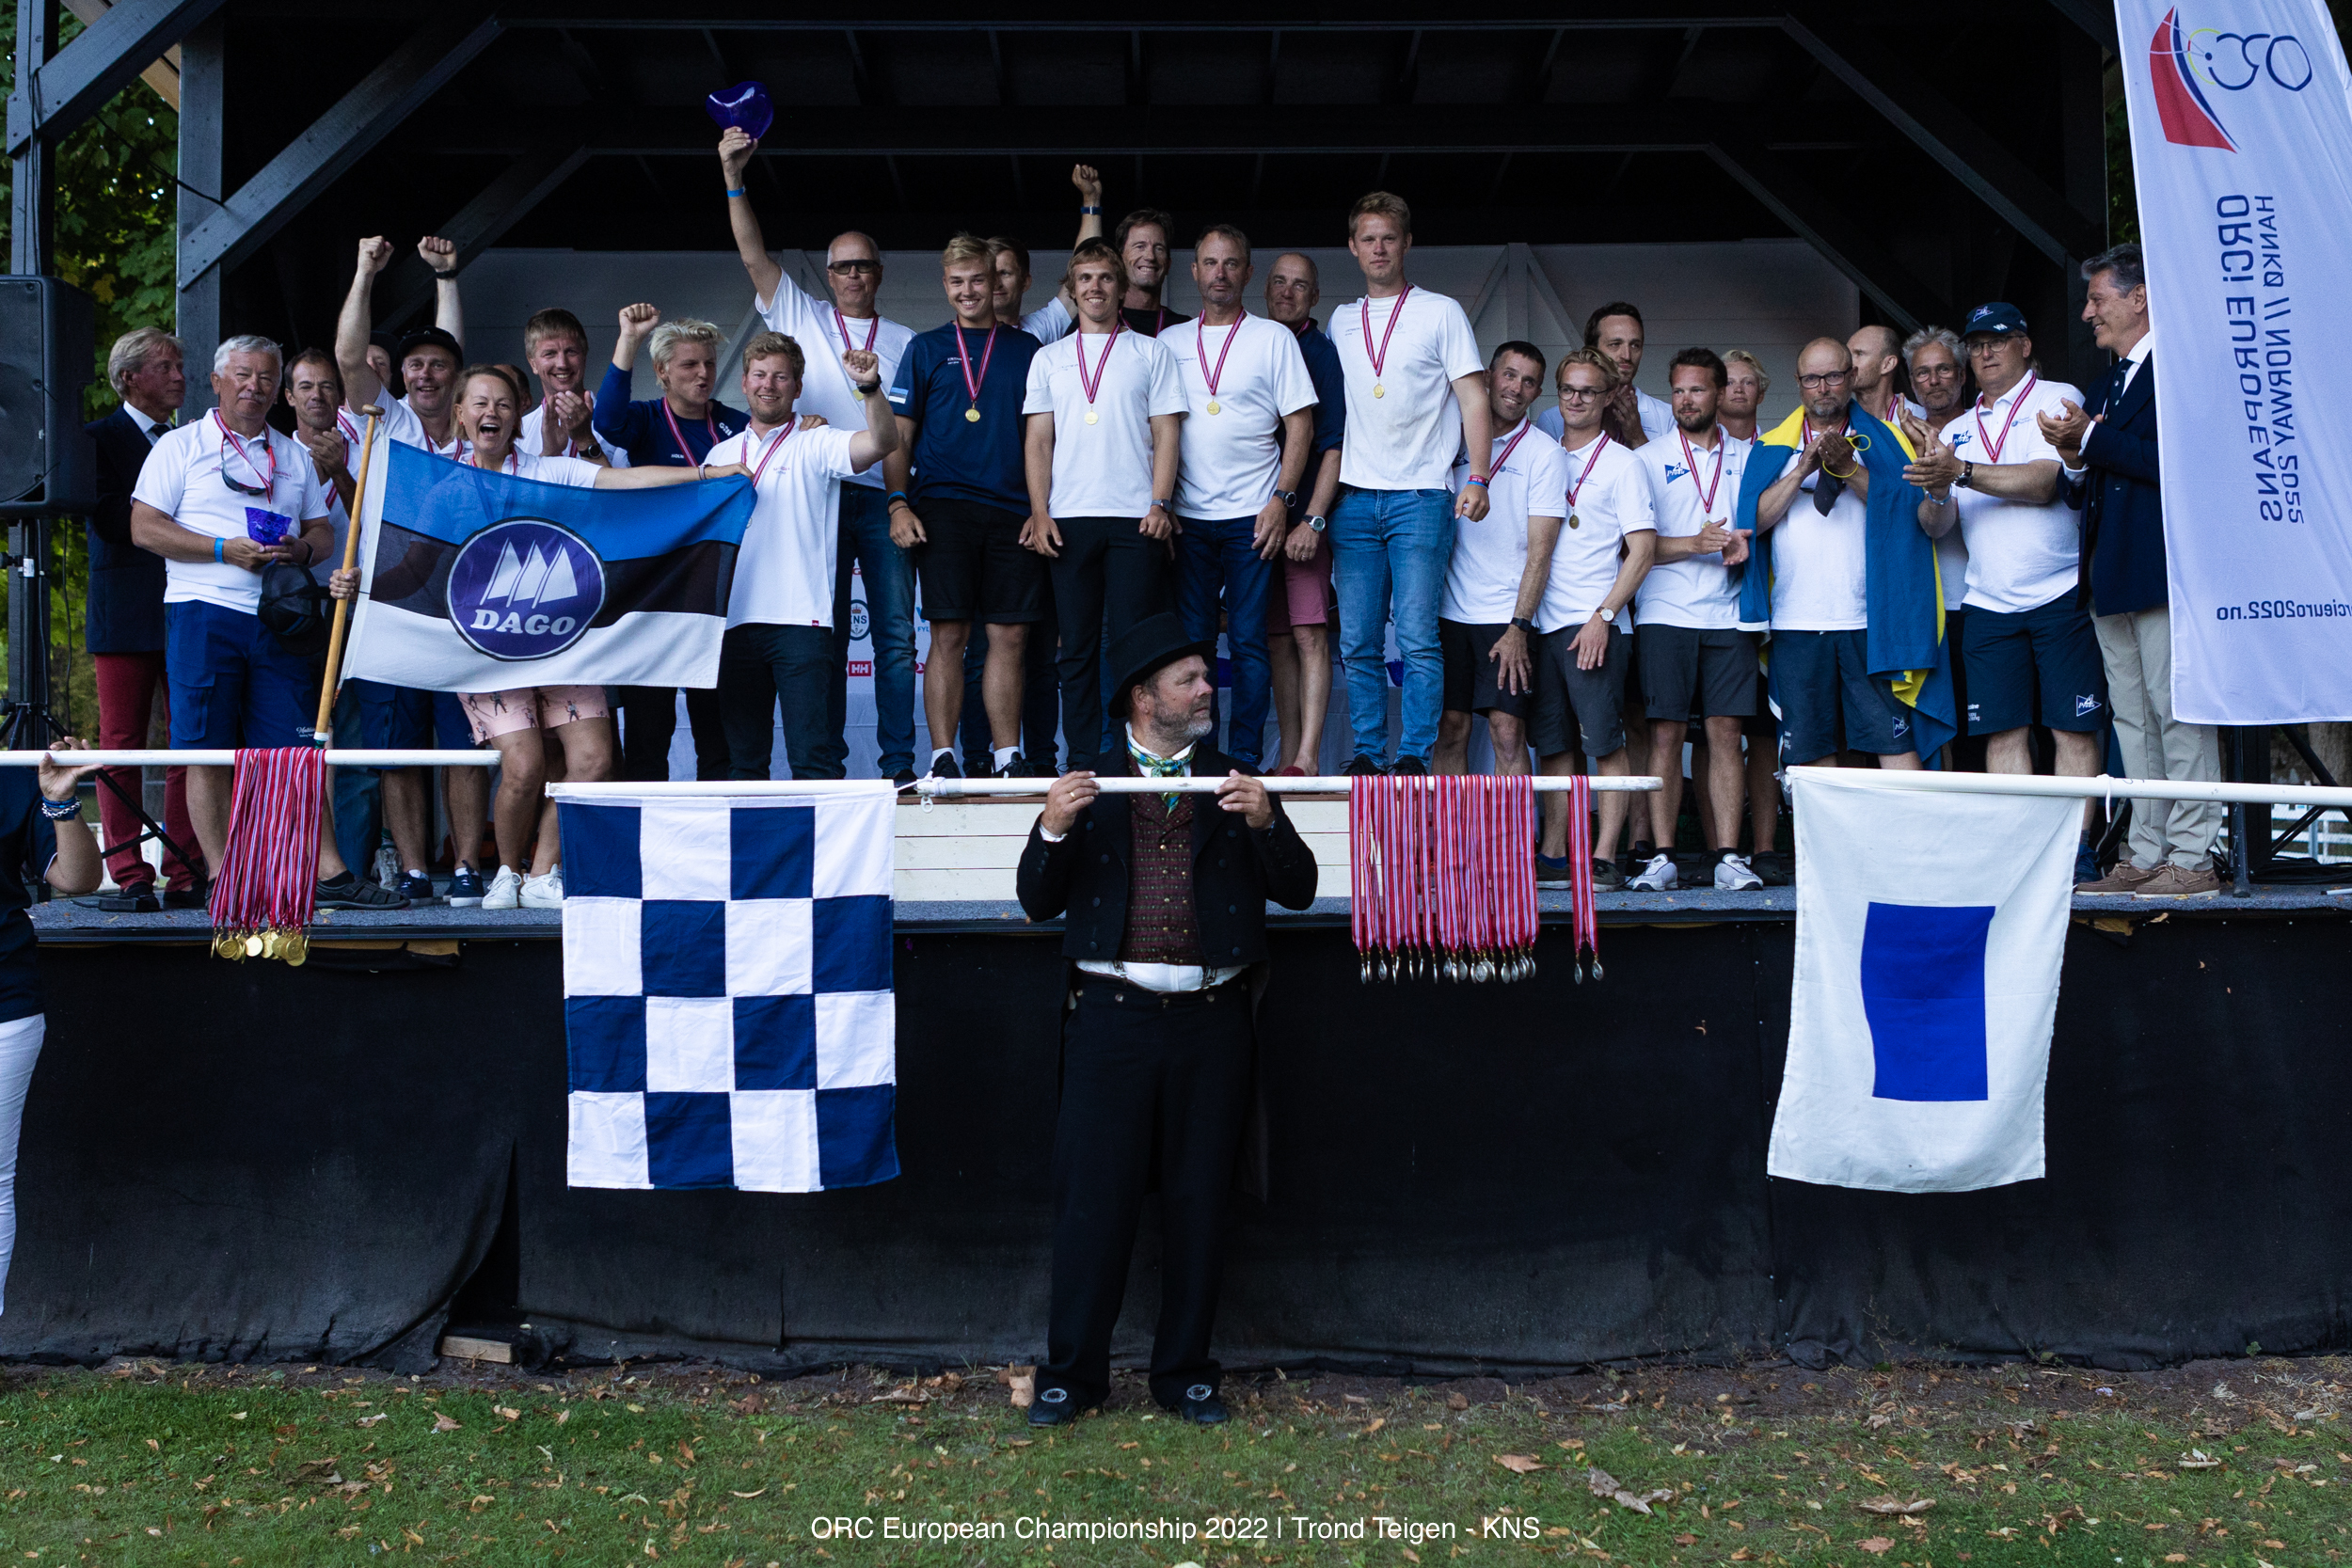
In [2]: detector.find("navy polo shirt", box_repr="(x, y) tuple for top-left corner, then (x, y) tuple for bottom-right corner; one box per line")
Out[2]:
(0, 771), (60, 1024)
(887, 320), (1041, 515)
(590, 365), (748, 467)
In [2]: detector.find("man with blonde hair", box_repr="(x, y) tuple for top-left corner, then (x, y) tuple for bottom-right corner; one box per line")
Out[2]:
(1720, 350), (1768, 442)
(517, 308), (617, 466)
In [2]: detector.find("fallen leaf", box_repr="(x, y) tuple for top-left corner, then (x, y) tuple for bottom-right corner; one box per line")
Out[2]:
(1728, 1549), (1754, 1561)
(229, 1412), (246, 1421)
(554, 1410), (569, 1425)
(2165, 1556), (2188, 1562)
(728, 1393), (764, 1416)
(728, 1488), (765, 1499)
(1673, 1533), (1697, 1546)
(1858, 1538), (1896, 1555)
(495, 1406), (521, 1421)
(1365, 1418), (1385, 1435)
(1496, 1454), (1546, 1475)
(1858, 1497), (1936, 1515)
(1007, 1371), (1036, 1410)
(432, 1414), (462, 1433)
(356, 1415), (388, 1428)
(2178, 1451), (2222, 1469)
(1447, 1391), (1470, 1411)
(1588, 1466), (1623, 1497)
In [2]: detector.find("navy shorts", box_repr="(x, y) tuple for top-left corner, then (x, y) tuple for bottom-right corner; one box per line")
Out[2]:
(1439, 619), (1533, 720)
(1772, 627), (1912, 761)
(166, 599), (316, 749)
(1963, 593), (2107, 734)
(1638, 624), (1759, 721)
(347, 680), (475, 755)
(1530, 626), (1629, 758)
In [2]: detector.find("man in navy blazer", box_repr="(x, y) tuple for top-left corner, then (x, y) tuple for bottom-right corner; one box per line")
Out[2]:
(83, 327), (203, 910)
(2042, 244), (2221, 897)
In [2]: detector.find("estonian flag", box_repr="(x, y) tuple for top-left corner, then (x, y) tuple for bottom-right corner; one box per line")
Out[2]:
(1730, 402), (1957, 759)
(342, 441), (754, 692)
(1767, 770), (2080, 1192)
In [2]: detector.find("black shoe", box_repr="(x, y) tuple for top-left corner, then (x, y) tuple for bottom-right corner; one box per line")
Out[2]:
(1167, 1384), (1230, 1425)
(314, 871), (411, 911)
(162, 885), (210, 911)
(1344, 754), (1386, 776)
(925, 754), (961, 780)
(993, 752), (1030, 779)
(891, 768), (919, 789)
(1027, 1386), (1082, 1428)
(1390, 755), (1427, 776)
(1592, 860), (1626, 891)
(1015, 756), (1057, 779)
(88, 889), (160, 913)
(1753, 850), (1792, 887)
(1534, 854), (1571, 887)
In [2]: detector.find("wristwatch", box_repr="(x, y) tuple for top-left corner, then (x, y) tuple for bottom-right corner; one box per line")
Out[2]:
(1152, 498), (1174, 511)
(1510, 616), (1536, 633)
(1596, 606), (1617, 625)
(1272, 488), (1298, 508)
(1305, 515), (1327, 534)
(1957, 459), (1977, 489)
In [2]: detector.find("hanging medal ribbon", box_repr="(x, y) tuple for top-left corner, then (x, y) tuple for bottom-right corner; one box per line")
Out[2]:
(660, 399), (720, 465)
(835, 306), (881, 398)
(1196, 315), (1244, 416)
(1677, 426), (1727, 520)
(1565, 430), (1613, 528)
(1074, 319), (1123, 428)
(1360, 284), (1412, 399)
(746, 420), (799, 484)
(1972, 371), (2039, 466)
(1487, 420), (1534, 494)
(213, 410), (276, 498)
(954, 321), (998, 423)
(1349, 775), (1540, 984)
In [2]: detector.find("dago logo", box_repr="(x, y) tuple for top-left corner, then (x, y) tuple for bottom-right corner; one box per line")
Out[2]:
(447, 518), (606, 660)
(2149, 7), (2315, 150)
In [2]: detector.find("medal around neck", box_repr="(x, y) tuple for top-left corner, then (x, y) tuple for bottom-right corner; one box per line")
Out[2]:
(706, 80), (773, 141)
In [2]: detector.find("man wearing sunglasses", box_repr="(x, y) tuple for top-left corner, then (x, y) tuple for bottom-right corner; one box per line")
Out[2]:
(127, 335), (405, 910)
(721, 130), (920, 784)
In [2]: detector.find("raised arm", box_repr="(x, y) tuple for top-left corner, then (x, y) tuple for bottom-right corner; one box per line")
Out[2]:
(420, 235), (464, 346)
(720, 130), (787, 310)
(1057, 165), (1104, 313)
(336, 237), (395, 410)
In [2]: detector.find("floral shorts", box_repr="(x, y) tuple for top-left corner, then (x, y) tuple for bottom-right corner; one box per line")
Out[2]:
(459, 685), (611, 743)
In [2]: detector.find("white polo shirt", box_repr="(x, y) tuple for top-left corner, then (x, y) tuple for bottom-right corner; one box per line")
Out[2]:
(1769, 423), (1869, 632)
(1021, 325), (1185, 518)
(704, 423), (866, 628)
(132, 413), (330, 613)
(1634, 426), (1753, 631)
(1944, 373), (2086, 615)
(391, 395), (465, 459)
(1161, 312), (1319, 520)
(1330, 286), (1485, 491)
(518, 398), (631, 467)
(1534, 386), (1674, 444)
(756, 275), (914, 491)
(1442, 419), (1571, 625)
(1537, 431), (1655, 634)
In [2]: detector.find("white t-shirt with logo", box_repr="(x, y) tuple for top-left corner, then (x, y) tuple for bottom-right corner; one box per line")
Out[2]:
(1021, 294), (1074, 345)
(1442, 420), (1570, 625)
(1945, 375), (2086, 615)
(132, 414), (331, 613)
(1330, 287), (1486, 490)
(518, 398), (631, 468)
(1161, 313), (1319, 520)
(1021, 326), (1186, 518)
(1537, 432), (1655, 634)
(756, 276), (914, 491)
(1634, 427), (1753, 630)
(1534, 386), (1675, 445)
(704, 424), (865, 628)
(1768, 429), (1870, 632)
(390, 395), (465, 458)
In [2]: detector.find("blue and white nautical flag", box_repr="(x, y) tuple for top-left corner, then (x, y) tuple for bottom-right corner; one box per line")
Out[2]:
(554, 785), (898, 1193)
(1767, 769), (2079, 1192)
(343, 442), (753, 691)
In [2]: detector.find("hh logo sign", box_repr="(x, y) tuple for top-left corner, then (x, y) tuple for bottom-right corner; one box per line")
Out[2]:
(2149, 6), (2314, 150)
(447, 518), (606, 660)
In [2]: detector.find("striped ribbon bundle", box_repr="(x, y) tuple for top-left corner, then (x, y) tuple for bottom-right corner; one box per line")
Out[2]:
(208, 747), (325, 966)
(1565, 774), (1602, 983)
(1347, 775), (1540, 984)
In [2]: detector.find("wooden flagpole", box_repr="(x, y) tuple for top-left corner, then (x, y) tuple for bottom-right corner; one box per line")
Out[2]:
(312, 405), (383, 744)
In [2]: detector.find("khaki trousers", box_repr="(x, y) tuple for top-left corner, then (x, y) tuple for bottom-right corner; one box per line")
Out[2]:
(2093, 604), (2222, 870)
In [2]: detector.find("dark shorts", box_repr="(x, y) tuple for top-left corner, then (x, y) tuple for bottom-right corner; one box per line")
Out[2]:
(1743, 668), (1778, 738)
(1530, 626), (1629, 758)
(1439, 618), (1532, 720)
(165, 599), (315, 749)
(913, 498), (1045, 625)
(1638, 624), (1759, 721)
(1772, 627), (1913, 760)
(349, 680), (475, 754)
(1963, 592), (2108, 734)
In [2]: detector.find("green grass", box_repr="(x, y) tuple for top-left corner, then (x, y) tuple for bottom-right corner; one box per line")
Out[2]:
(0, 1357), (2344, 1566)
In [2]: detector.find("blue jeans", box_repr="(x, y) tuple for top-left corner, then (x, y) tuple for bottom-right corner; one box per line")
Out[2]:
(1329, 487), (1454, 764)
(828, 484), (915, 778)
(718, 623), (840, 780)
(1175, 515), (1273, 768)
(329, 682), (380, 875)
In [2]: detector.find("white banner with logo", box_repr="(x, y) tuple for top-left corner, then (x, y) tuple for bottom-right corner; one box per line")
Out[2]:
(2121, 0), (2352, 721)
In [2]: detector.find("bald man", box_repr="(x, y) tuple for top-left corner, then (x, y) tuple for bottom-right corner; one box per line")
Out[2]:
(1846, 325), (1919, 429)
(722, 129), (922, 784)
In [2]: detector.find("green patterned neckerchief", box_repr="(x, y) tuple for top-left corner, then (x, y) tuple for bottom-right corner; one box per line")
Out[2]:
(1126, 728), (1196, 815)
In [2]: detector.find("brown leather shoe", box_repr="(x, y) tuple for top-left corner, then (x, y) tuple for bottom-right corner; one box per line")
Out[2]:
(2075, 862), (2157, 895)
(2132, 863), (2222, 898)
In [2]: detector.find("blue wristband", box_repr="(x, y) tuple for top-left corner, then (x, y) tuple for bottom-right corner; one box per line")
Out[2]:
(1465, 475), (1489, 489)
(724, 187), (746, 198)
(214, 536), (225, 562)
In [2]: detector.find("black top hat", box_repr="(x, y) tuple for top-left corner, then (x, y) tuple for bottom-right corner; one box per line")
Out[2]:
(1105, 612), (1216, 719)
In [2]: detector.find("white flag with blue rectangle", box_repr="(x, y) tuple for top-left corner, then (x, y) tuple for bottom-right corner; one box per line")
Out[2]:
(552, 786), (898, 1193)
(1767, 770), (2080, 1193)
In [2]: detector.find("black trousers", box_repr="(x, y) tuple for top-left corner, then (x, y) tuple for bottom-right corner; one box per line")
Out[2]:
(1037, 976), (1253, 1413)
(1047, 517), (1173, 771)
(615, 687), (730, 782)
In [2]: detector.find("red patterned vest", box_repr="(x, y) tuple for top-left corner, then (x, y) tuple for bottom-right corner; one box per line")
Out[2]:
(1117, 790), (1204, 965)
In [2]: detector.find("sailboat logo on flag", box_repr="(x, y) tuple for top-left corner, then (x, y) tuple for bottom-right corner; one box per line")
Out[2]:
(447, 518), (606, 660)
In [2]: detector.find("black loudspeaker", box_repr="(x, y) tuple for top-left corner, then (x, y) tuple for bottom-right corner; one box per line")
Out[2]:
(0, 276), (97, 513)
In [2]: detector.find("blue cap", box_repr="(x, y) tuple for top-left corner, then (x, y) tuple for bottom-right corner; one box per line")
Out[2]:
(1962, 301), (2031, 339)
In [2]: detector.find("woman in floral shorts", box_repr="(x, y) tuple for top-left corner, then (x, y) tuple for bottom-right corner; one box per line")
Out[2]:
(461, 685), (615, 909)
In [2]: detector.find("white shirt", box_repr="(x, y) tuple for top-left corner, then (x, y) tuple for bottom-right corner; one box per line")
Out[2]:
(518, 398), (630, 467)
(1021, 325), (1186, 517)
(2119, 328), (2154, 396)
(1536, 431), (1654, 634)
(1330, 287), (1485, 490)
(1634, 426), (1753, 630)
(1021, 294), (1074, 345)
(450, 448), (604, 488)
(132, 413), (331, 613)
(704, 423), (865, 628)
(1769, 420), (1870, 632)
(1534, 386), (1675, 445)
(120, 404), (171, 445)
(1442, 419), (1569, 625)
(1162, 312), (1319, 520)
(756, 276), (914, 491)
(1945, 373), (2085, 615)
(392, 395), (465, 458)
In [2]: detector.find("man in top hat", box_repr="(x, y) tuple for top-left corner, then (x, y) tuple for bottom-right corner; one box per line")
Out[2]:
(1016, 611), (1318, 1429)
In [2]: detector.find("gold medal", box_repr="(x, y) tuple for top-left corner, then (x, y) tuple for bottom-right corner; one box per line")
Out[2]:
(1373, 384), (1385, 399)
(1568, 513), (1581, 529)
(244, 933), (263, 958)
(1084, 409), (1098, 425)
(1205, 400), (1221, 416)
(284, 931), (310, 967)
(213, 931), (239, 960)
(964, 406), (981, 423)
(852, 388), (866, 401)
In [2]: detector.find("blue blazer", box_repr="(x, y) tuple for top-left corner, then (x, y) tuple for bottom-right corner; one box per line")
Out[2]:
(82, 407), (168, 654)
(2064, 354), (2165, 617)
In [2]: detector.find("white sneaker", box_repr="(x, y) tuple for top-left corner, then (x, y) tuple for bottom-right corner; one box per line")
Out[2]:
(521, 867), (565, 908)
(1715, 852), (1764, 892)
(1628, 851), (1678, 892)
(483, 865), (523, 911)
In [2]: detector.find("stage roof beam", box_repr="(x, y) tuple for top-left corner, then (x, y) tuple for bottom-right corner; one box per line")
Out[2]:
(1706, 137), (1949, 331)
(378, 145), (594, 332)
(4, 0), (219, 154)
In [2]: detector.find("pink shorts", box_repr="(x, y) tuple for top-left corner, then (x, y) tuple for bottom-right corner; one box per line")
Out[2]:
(461, 685), (611, 742)
(1264, 537), (1335, 633)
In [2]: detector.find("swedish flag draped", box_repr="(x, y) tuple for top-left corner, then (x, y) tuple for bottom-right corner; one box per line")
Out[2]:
(1731, 401), (1955, 759)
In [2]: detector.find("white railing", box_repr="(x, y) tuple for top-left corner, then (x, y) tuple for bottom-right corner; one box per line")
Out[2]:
(548, 774), (1668, 798)
(1792, 765), (2352, 810)
(1, 749), (499, 768)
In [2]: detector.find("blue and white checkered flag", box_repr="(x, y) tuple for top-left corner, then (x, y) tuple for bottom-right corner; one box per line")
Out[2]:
(554, 786), (898, 1193)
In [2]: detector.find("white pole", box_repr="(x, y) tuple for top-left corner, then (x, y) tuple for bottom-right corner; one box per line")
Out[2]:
(1790, 765), (2352, 810)
(1, 750), (501, 768)
(548, 774), (1669, 799)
